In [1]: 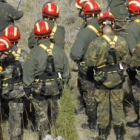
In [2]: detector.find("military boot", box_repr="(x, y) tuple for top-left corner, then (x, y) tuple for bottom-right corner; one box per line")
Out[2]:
(97, 128), (107, 140)
(75, 106), (85, 115)
(114, 125), (124, 140)
(127, 102), (140, 127)
(10, 135), (22, 140)
(81, 120), (97, 130)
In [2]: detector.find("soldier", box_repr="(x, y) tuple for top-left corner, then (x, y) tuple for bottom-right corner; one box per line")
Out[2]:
(85, 11), (129, 140)
(124, 0), (140, 127)
(70, 1), (101, 129)
(23, 20), (70, 140)
(0, 34), (24, 140)
(0, 0), (23, 35)
(0, 37), (13, 140)
(2, 25), (27, 65)
(28, 2), (65, 49)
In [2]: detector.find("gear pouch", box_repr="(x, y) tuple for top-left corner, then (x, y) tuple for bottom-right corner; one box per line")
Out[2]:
(94, 71), (106, 83)
(103, 72), (122, 88)
(33, 80), (60, 96)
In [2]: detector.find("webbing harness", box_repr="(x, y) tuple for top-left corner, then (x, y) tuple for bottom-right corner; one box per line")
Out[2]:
(87, 25), (101, 36)
(2, 48), (23, 89)
(12, 48), (21, 61)
(36, 43), (59, 81)
(133, 19), (140, 23)
(36, 43), (63, 95)
(102, 34), (118, 65)
(50, 23), (57, 39)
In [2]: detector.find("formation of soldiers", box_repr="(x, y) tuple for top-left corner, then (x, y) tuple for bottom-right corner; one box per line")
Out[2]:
(0, 0), (140, 140)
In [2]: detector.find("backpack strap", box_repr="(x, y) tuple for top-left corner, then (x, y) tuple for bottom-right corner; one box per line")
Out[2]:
(50, 23), (58, 39)
(87, 25), (101, 36)
(102, 34), (118, 49)
(102, 34), (118, 64)
(39, 43), (54, 56)
(12, 48), (21, 61)
(133, 19), (140, 23)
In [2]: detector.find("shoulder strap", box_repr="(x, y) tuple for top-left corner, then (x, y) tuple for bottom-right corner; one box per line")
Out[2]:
(39, 43), (54, 56)
(87, 25), (101, 36)
(12, 48), (21, 61)
(102, 35), (118, 48)
(50, 23), (58, 39)
(133, 19), (140, 23)
(102, 35), (118, 64)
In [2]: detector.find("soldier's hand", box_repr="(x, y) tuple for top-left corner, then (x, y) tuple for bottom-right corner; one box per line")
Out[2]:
(28, 94), (33, 100)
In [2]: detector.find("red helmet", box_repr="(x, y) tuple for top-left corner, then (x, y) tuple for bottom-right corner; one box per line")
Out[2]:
(98, 11), (115, 25)
(82, 1), (101, 15)
(3, 25), (21, 43)
(0, 36), (12, 52)
(75, 0), (89, 9)
(34, 20), (52, 38)
(128, 0), (140, 15)
(42, 2), (59, 19)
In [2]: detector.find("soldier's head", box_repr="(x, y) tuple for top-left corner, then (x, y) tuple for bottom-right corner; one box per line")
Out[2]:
(98, 11), (115, 33)
(42, 2), (59, 21)
(0, 0), (6, 3)
(34, 19), (52, 40)
(128, 0), (140, 16)
(3, 25), (21, 46)
(0, 36), (12, 60)
(81, 0), (101, 20)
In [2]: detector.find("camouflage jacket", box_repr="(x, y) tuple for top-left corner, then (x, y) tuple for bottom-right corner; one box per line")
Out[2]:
(23, 38), (70, 88)
(0, 0), (23, 35)
(0, 53), (24, 99)
(108, 0), (129, 20)
(85, 32), (129, 67)
(28, 19), (65, 49)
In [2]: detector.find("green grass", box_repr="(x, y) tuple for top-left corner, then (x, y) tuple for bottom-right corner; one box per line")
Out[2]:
(55, 86), (78, 140)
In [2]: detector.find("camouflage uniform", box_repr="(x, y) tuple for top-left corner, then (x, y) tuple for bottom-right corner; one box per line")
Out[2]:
(1, 46), (27, 139)
(85, 33), (129, 137)
(23, 38), (70, 139)
(70, 18), (100, 127)
(0, 0), (23, 35)
(28, 19), (65, 49)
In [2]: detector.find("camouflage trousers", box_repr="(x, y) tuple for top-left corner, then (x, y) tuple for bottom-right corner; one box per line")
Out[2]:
(78, 76), (97, 122)
(2, 84), (24, 137)
(132, 80), (140, 117)
(31, 94), (60, 138)
(94, 89), (125, 129)
(0, 101), (2, 140)
(8, 99), (23, 137)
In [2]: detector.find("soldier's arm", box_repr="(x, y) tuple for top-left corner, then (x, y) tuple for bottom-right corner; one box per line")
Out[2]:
(7, 4), (23, 20)
(59, 26), (65, 48)
(28, 30), (38, 49)
(119, 37), (130, 65)
(124, 29), (137, 53)
(85, 39), (99, 67)
(70, 29), (93, 61)
(23, 49), (37, 88)
(62, 52), (71, 84)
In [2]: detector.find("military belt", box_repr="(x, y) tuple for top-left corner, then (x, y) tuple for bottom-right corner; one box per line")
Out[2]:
(34, 72), (62, 83)
(95, 64), (122, 74)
